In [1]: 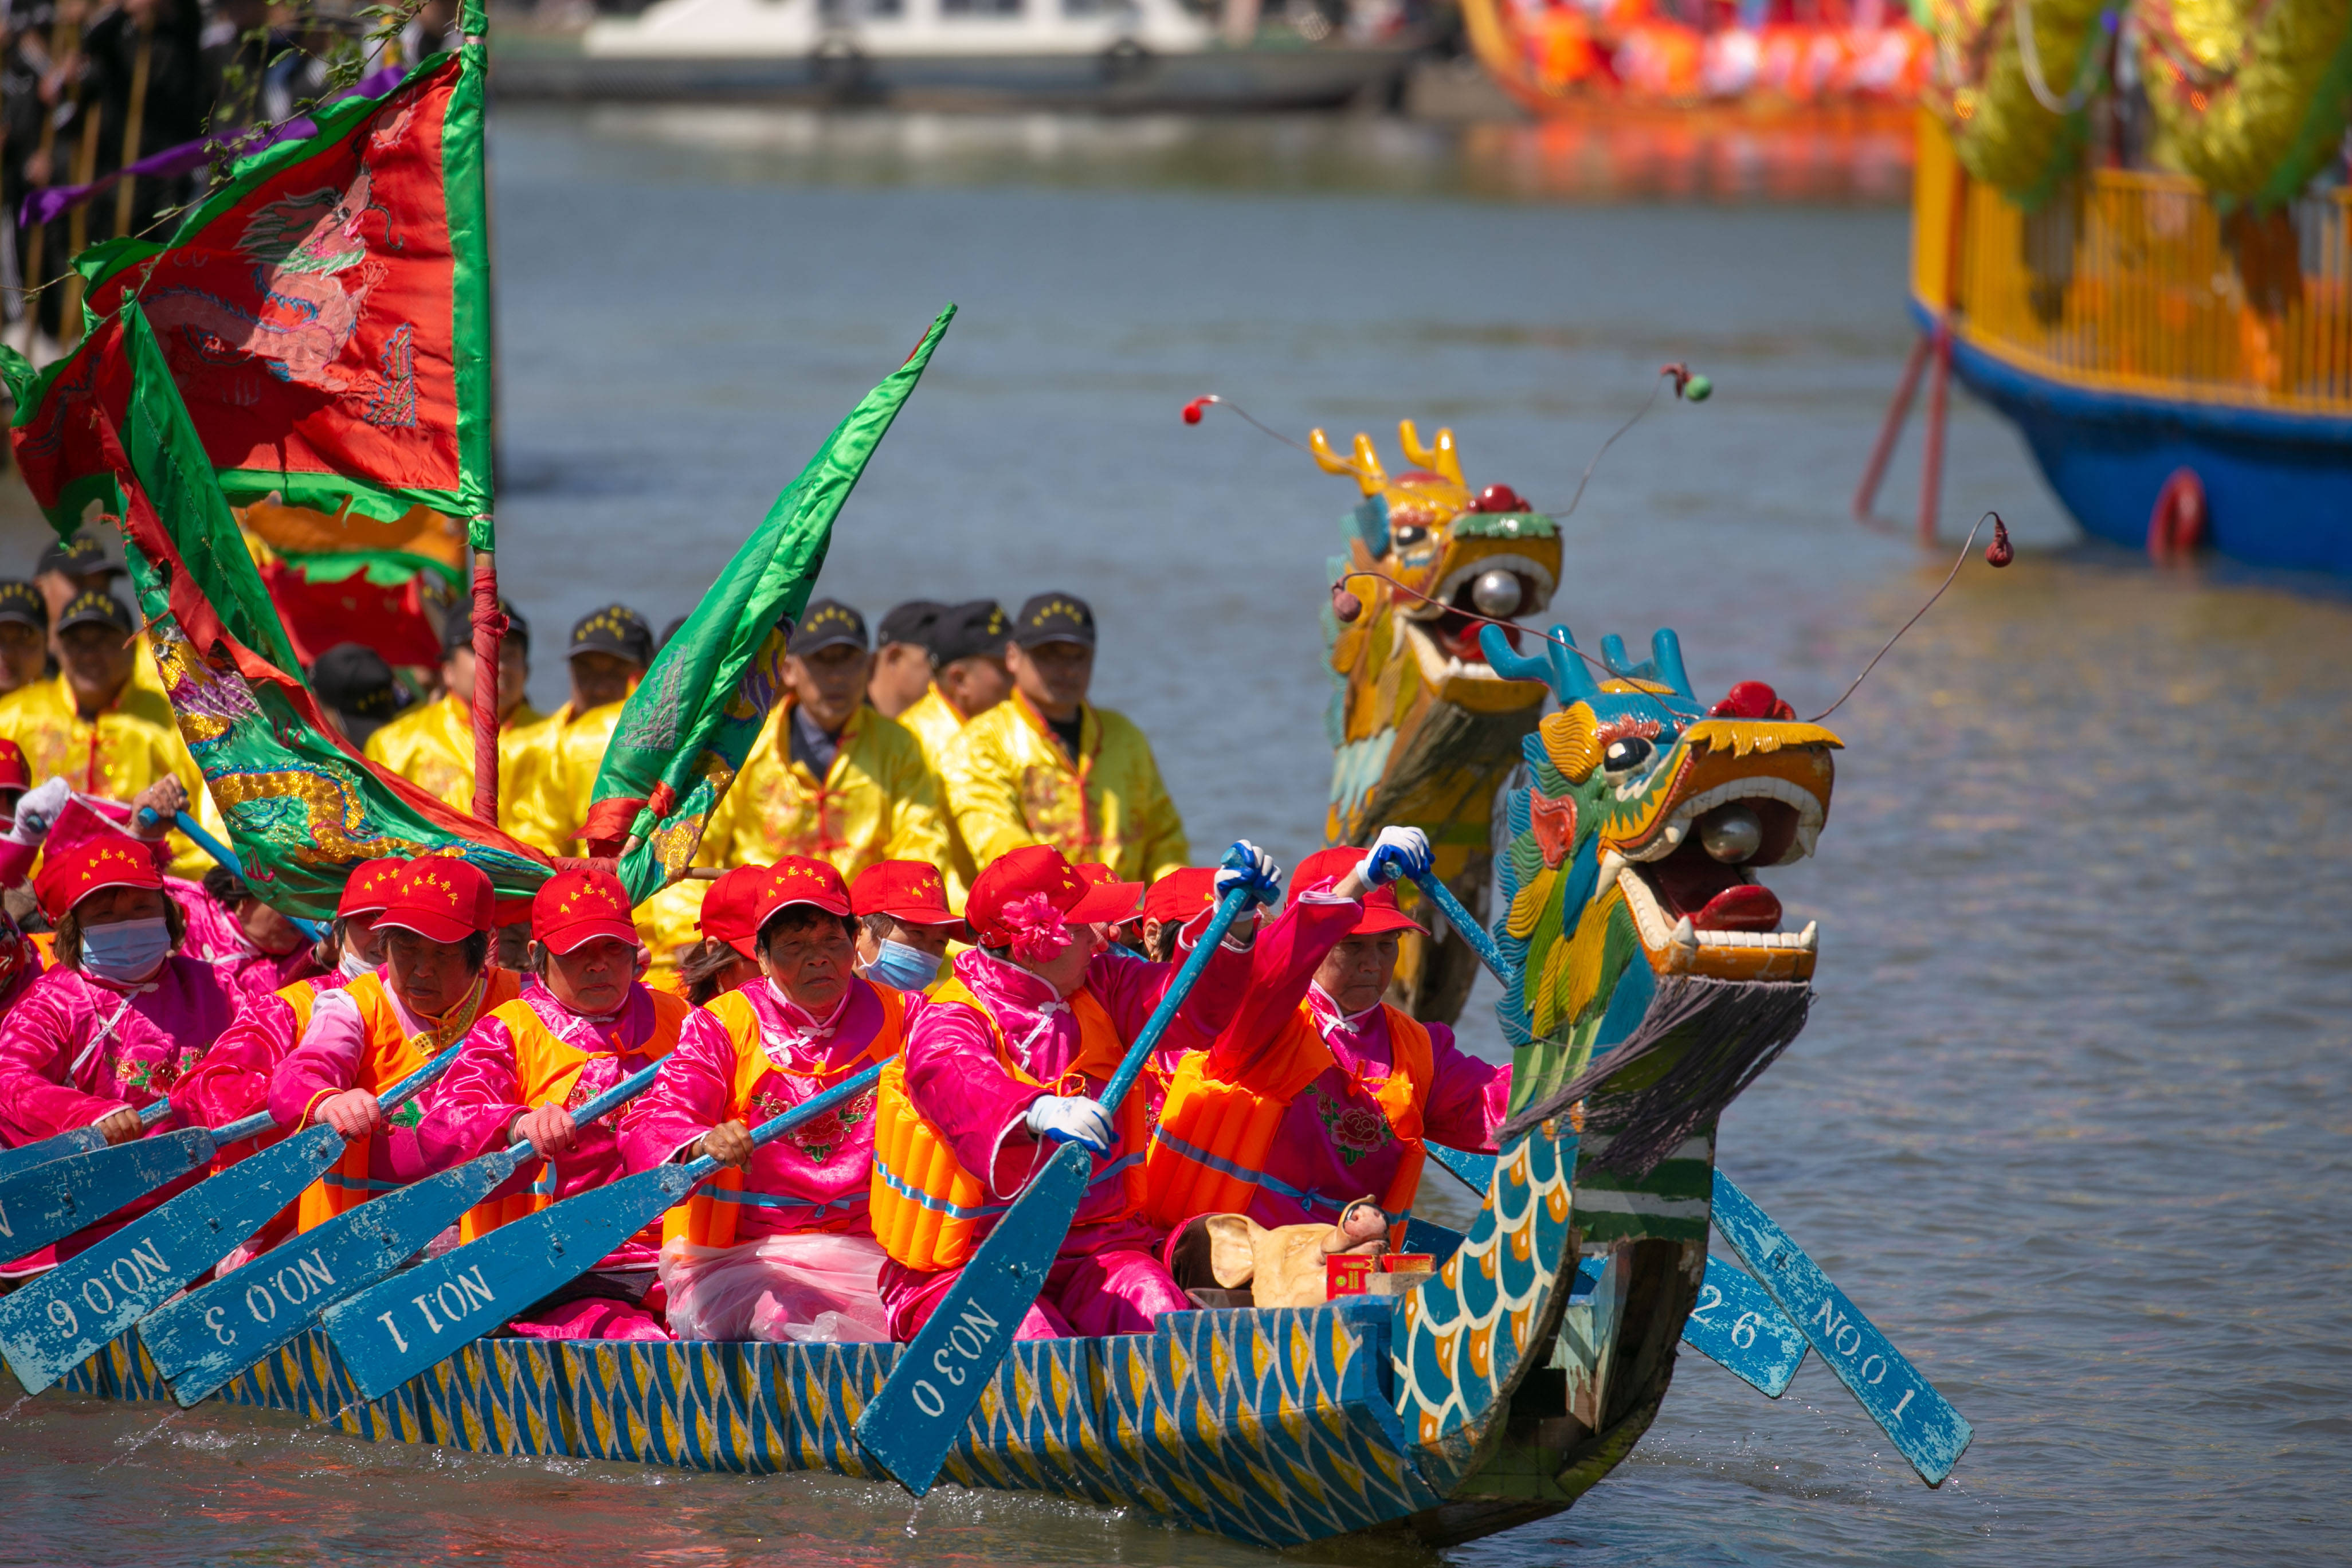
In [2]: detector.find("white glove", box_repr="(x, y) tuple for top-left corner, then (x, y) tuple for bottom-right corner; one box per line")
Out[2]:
(1025, 1095), (1115, 1155)
(9, 778), (73, 845)
(1364, 826), (1433, 887)
(1213, 840), (1282, 908)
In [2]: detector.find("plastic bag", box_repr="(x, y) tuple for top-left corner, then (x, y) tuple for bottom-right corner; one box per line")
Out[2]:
(658, 1230), (894, 1343)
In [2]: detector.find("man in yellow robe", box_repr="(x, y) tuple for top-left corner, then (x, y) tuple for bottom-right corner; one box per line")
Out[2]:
(0, 582), (51, 699)
(701, 598), (948, 882)
(362, 603), (542, 824)
(939, 591), (1187, 885)
(893, 599), (1012, 892)
(0, 591), (217, 874)
(501, 603), (656, 857)
(867, 599), (943, 719)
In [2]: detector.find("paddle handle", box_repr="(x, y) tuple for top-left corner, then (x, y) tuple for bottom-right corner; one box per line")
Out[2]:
(138, 807), (330, 941)
(679, 1061), (885, 1185)
(1098, 869), (1256, 1116)
(380, 1043), (464, 1115)
(508, 1060), (664, 1149)
(1409, 869), (1519, 991)
(135, 1099), (174, 1130)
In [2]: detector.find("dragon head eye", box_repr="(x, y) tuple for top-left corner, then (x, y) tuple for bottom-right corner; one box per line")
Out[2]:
(1392, 523), (1429, 551)
(1602, 735), (1653, 774)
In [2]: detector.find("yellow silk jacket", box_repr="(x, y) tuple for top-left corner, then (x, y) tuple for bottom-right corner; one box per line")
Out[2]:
(939, 691), (1187, 884)
(895, 685), (991, 895)
(702, 701), (948, 882)
(0, 673), (223, 876)
(501, 700), (627, 857)
(362, 693), (548, 831)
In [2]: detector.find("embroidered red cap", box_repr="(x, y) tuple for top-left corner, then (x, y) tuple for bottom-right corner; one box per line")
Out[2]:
(1140, 867), (1216, 927)
(336, 858), (406, 920)
(1289, 845), (1425, 938)
(375, 857), (497, 944)
(0, 739), (26, 793)
(850, 859), (967, 935)
(1072, 862), (1117, 887)
(966, 844), (1140, 949)
(533, 867), (640, 955)
(697, 863), (770, 960)
(35, 836), (166, 924)
(752, 855), (853, 928)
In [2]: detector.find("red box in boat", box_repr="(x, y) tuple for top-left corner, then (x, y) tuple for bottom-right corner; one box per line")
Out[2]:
(1381, 1253), (1435, 1274)
(1326, 1255), (1374, 1297)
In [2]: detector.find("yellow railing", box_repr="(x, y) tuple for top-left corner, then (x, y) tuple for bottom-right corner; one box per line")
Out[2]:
(1912, 112), (2352, 416)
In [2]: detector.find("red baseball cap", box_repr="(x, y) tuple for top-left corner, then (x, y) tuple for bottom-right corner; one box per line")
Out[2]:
(851, 860), (968, 935)
(376, 857), (497, 944)
(1289, 846), (1425, 938)
(752, 856), (853, 930)
(697, 864), (769, 961)
(1140, 867), (1216, 927)
(533, 867), (640, 955)
(966, 845), (1140, 949)
(1072, 862), (1116, 887)
(36, 836), (166, 924)
(336, 859), (405, 920)
(0, 739), (27, 793)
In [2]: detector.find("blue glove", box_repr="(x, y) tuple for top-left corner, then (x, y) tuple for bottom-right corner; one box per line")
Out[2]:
(1214, 840), (1282, 909)
(1363, 826), (1433, 887)
(1026, 1095), (1114, 1155)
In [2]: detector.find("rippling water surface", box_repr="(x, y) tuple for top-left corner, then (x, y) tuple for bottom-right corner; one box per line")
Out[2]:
(2, 108), (2347, 1568)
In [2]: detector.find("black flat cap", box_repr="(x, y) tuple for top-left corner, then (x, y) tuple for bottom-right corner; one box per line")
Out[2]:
(1012, 591), (1095, 649)
(0, 580), (46, 629)
(876, 600), (946, 650)
(789, 599), (868, 657)
(56, 590), (135, 634)
(569, 603), (654, 667)
(444, 601), (531, 655)
(931, 599), (1012, 665)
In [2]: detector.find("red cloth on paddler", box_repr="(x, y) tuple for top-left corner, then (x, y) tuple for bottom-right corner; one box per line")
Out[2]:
(418, 981), (698, 1272)
(0, 956), (242, 1275)
(875, 936), (1252, 1337)
(620, 976), (908, 1241)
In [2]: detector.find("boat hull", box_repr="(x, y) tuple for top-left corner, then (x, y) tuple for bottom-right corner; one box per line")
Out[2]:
(1914, 305), (2352, 577)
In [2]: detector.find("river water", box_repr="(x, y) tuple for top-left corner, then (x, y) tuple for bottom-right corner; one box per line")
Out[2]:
(3, 109), (2348, 1568)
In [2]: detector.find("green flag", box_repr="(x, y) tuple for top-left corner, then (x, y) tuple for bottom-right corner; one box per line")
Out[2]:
(101, 299), (552, 917)
(586, 307), (955, 901)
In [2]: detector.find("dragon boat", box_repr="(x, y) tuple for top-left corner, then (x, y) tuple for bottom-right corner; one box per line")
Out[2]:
(54, 620), (1840, 1552)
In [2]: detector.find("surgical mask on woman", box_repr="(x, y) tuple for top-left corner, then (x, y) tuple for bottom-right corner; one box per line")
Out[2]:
(339, 945), (375, 981)
(79, 916), (173, 986)
(864, 938), (941, 993)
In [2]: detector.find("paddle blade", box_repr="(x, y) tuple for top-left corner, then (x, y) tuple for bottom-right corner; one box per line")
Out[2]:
(1681, 1253), (1808, 1398)
(0, 1124), (337, 1394)
(322, 1162), (697, 1401)
(1710, 1170), (1973, 1484)
(142, 1143), (530, 1406)
(0, 1126), (112, 1181)
(854, 1141), (1090, 1496)
(0, 1128), (214, 1268)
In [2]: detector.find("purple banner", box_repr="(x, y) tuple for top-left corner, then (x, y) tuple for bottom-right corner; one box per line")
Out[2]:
(17, 63), (409, 232)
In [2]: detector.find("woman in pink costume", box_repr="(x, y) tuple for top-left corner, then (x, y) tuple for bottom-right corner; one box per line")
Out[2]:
(0, 836), (243, 1276)
(875, 841), (1278, 1343)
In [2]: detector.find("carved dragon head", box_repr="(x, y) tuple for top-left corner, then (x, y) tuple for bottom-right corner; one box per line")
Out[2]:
(1318, 422), (1565, 1024)
(1483, 621), (1840, 1060)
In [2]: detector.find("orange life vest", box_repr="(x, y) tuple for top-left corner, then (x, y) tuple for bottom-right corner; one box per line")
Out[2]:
(293, 966), (519, 1233)
(457, 987), (695, 1245)
(1142, 1002), (1433, 1227)
(662, 981), (907, 1251)
(869, 977), (1147, 1273)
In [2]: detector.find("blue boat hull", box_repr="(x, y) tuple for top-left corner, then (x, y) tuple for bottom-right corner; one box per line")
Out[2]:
(1912, 302), (2352, 576)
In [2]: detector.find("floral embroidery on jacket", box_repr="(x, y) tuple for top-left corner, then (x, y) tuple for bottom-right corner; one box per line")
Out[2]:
(748, 1085), (877, 1167)
(1309, 1083), (1393, 1167)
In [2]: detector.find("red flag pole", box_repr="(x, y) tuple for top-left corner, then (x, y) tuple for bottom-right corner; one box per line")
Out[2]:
(469, 546), (502, 825)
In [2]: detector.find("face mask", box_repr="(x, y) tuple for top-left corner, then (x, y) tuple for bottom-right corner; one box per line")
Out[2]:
(79, 916), (173, 986)
(865, 938), (941, 993)
(340, 947), (375, 981)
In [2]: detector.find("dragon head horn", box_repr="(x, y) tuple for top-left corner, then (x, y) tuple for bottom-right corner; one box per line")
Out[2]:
(1309, 428), (1389, 497)
(1480, 622), (1599, 702)
(1397, 420), (1465, 487)
(1598, 629), (1697, 700)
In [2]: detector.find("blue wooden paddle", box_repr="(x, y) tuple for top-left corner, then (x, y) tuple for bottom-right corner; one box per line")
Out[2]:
(0, 1099), (174, 1181)
(143, 1060), (668, 1407)
(139, 807), (328, 941)
(323, 1060), (887, 1401)
(1709, 1170), (1973, 1484)
(0, 1045), (461, 1395)
(855, 854), (1258, 1498)
(0, 1116), (260, 1268)
(1407, 869), (1520, 993)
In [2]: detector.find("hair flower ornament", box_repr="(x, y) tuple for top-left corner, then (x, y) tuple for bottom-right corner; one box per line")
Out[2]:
(1000, 892), (1074, 963)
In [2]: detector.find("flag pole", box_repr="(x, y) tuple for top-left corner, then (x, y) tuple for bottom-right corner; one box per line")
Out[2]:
(460, 0), (500, 828)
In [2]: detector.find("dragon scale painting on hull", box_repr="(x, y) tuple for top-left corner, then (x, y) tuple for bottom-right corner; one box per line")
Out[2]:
(1318, 420), (1564, 1025)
